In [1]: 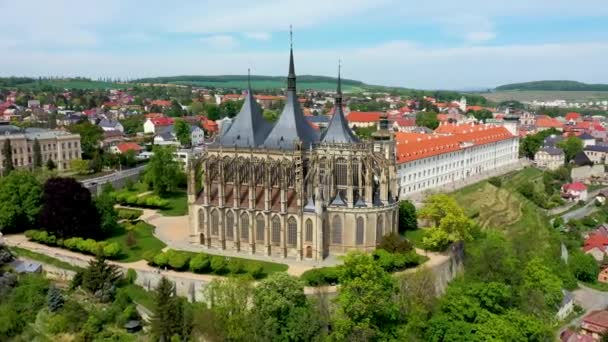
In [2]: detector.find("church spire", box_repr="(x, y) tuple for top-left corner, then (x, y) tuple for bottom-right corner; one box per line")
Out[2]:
(247, 68), (251, 90)
(320, 61), (359, 144)
(287, 25), (296, 91)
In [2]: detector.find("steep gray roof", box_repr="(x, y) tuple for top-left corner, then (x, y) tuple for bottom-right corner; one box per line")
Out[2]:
(321, 68), (358, 144)
(263, 44), (319, 150)
(579, 132), (595, 140)
(539, 146), (564, 156)
(585, 145), (608, 153)
(220, 86), (272, 148)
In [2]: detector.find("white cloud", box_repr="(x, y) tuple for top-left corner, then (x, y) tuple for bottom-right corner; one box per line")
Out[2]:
(243, 32), (271, 41)
(199, 35), (239, 49)
(2, 40), (607, 89)
(465, 31), (496, 43)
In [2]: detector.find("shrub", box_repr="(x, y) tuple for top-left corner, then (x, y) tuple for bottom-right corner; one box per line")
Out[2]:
(24, 230), (37, 239)
(126, 195), (138, 204)
(378, 232), (413, 254)
(210, 256), (228, 274)
(189, 254), (210, 273)
(143, 250), (157, 264)
(227, 259), (245, 274)
(103, 243), (121, 258)
(300, 267), (340, 286)
(167, 250), (190, 270)
(117, 209), (142, 221)
(488, 177), (502, 187)
(373, 249), (423, 272)
(153, 252), (169, 267)
(125, 269), (137, 285)
(247, 264), (265, 279)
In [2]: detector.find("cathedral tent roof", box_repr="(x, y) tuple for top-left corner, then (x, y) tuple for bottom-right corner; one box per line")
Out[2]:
(219, 83), (272, 148)
(321, 66), (359, 144)
(264, 40), (319, 150)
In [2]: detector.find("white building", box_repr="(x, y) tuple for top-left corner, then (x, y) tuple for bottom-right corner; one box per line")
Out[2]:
(395, 124), (519, 198)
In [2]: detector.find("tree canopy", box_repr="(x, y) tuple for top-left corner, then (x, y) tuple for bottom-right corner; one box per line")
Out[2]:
(40, 177), (101, 238)
(0, 171), (42, 233)
(144, 146), (184, 196)
(416, 111), (439, 130)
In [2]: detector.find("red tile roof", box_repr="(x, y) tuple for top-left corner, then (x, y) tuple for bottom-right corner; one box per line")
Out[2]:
(145, 113), (164, 119)
(395, 125), (514, 163)
(347, 111), (383, 123)
(536, 116), (564, 129)
(566, 112), (582, 121)
(255, 95), (283, 101)
(563, 182), (587, 192)
(392, 117), (416, 127)
(584, 234), (608, 252)
(116, 142), (142, 154)
(150, 117), (174, 126)
(583, 310), (608, 334)
(203, 120), (218, 132)
(150, 100), (172, 107)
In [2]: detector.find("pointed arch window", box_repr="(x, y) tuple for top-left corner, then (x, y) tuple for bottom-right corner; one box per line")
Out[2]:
(376, 215), (384, 244)
(240, 213), (249, 241)
(256, 215), (265, 242)
(225, 211), (234, 240)
(305, 219), (313, 242)
(211, 210), (219, 236)
(331, 216), (342, 244)
(271, 216), (281, 246)
(287, 217), (297, 246)
(356, 217), (364, 245)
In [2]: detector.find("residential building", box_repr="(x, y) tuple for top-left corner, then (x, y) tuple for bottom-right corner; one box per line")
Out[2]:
(346, 111), (383, 128)
(584, 233), (608, 262)
(556, 290), (575, 321)
(189, 46), (398, 261)
(580, 132), (596, 147)
(584, 145), (608, 164)
(111, 142), (143, 155)
(562, 182), (588, 202)
(395, 124), (519, 198)
(535, 147), (565, 170)
(144, 117), (174, 134)
(0, 124), (81, 172)
(598, 267), (608, 283)
(581, 310), (608, 340)
(98, 118), (124, 133)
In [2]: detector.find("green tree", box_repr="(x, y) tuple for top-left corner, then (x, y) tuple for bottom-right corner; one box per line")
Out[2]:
(204, 103), (220, 120)
(0, 171), (42, 233)
(558, 136), (584, 162)
(46, 286), (64, 312)
(415, 111), (439, 130)
(70, 159), (90, 175)
(251, 272), (321, 341)
(520, 257), (563, 316)
(151, 277), (185, 341)
(32, 138), (42, 169)
(467, 109), (493, 122)
(263, 109), (279, 123)
(2, 139), (14, 174)
(332, 252), (399, 341)
(174, 118), (192, 146)
(67, 121), (102, 159)
(45, 158), (56, 171)
(418, 194), (464, 226)
(144, 146), (183, 196)
(95, 190), (118, 234)
(569, 251), (599, 282)
(465, 231), (519, 285)
(119, 114), (145, 135)
(398, 200), (417, 233)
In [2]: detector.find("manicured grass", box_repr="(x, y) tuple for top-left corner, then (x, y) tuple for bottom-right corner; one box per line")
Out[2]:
(157, 191), (188, 216)
(114, 182), (150, 197)
(9, 246), (84, 272)
(582, 281), (608, 292)
(104, 221), (166, 263)
(404, 229), (426, 249)
(120, 284), (156, 311)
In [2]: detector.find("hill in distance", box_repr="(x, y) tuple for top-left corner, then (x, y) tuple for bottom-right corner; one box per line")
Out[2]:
(495, 80), (608, 91)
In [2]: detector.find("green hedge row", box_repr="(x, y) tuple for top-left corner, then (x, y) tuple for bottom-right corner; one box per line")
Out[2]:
(117, 208), (144, 221)
(144, 249), (265, 279)
(300, 249), (426, 286)
(25, 230), (122, 259)
(113, 193), (169, 209)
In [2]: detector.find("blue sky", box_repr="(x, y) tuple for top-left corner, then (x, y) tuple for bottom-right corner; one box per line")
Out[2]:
(0, 0), (607, 89)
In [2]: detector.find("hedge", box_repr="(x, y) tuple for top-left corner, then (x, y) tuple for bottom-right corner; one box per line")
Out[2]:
(300, 266), (341, 286)
(113, 193), (169, 209)
(117, 208), (143, 221)
(149, 250), (266, 278)
(372, 249), (424, 272)
(25, 230), (122, 259)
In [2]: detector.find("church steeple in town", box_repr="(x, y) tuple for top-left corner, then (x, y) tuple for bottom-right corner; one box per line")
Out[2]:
(321, 61), (359, 144)
(287, 25), (296, 91)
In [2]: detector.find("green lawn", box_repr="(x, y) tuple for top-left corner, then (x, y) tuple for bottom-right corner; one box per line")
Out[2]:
(404, 229), (426, 249)
(119, 284), (156, 311)
(9, 246), (84, 272)
(114, 182), (150, 197)
(104, 221), (166, 262)
(157, 191), (188, 216)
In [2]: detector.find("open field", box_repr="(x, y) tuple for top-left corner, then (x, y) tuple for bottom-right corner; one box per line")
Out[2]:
(450, 168), (559, 255)
(15, 80), (128, 90)
(481, 90), (608, 103)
